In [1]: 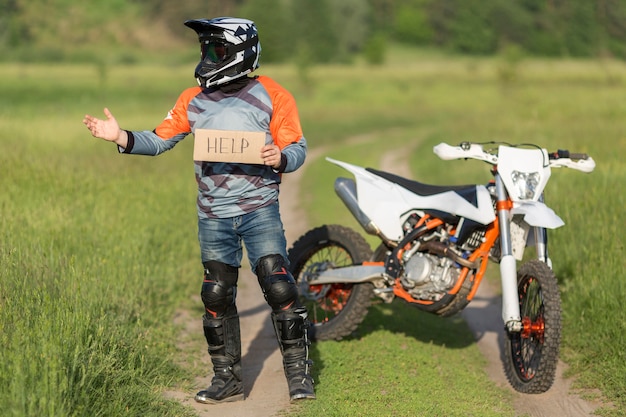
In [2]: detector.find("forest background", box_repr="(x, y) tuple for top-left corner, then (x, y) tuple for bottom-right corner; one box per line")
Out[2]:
(2, 0), (626, 65)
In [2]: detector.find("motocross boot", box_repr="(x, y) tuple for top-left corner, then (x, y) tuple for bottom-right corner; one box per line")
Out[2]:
(272, 307), (316, 401)
(195, 313), (244, 404)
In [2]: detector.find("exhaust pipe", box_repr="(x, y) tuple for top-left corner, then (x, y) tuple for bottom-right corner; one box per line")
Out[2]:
(334, 178), (391, 243)
(420, 240), (480, 269)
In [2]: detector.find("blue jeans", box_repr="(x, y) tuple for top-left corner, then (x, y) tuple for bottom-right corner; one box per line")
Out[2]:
(197, 201), (288, 273)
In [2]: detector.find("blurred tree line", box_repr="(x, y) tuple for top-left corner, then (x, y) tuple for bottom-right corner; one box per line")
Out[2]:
(1, 0), (625, 62)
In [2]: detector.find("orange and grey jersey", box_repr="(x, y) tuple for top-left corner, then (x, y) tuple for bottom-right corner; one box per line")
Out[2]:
(119, 75), (307, 219)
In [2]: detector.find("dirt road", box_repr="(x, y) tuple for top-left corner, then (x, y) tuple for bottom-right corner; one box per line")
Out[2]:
(165, 147), (603, 416)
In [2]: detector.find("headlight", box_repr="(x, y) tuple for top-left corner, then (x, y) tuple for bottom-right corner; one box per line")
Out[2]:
(511, 170), (541, 200)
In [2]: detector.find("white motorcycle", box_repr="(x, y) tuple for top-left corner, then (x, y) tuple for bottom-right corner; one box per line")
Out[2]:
(288, 141), (595, 393)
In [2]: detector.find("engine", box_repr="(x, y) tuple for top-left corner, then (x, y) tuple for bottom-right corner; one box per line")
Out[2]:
(396, 211), (488, 302)
(400, 250), (460, 302)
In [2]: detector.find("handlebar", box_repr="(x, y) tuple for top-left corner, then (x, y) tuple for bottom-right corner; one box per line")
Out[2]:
(548, 149), (595, 172)
(433, 142), (498, 164)
(433, 142), (595, 173)
(549, 149), (589, 161)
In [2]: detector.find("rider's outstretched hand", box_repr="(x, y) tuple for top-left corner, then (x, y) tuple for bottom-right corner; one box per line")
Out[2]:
(83, 108), (128, 147)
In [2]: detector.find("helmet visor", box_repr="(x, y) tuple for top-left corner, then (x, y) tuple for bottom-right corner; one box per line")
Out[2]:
(201, 41), (228, 63)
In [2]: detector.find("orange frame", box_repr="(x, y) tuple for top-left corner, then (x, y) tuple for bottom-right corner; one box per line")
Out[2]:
(389, 216), (501, 307)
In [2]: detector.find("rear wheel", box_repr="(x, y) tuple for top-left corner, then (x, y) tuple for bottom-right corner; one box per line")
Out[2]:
(503, 260), (561, 393)
(287, 225), (373, 341)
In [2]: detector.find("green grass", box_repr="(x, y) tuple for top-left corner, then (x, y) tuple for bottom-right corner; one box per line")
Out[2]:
(0, 47), (624, 416)
(299, 301), (514, 417)
(0, 63), (199, 416)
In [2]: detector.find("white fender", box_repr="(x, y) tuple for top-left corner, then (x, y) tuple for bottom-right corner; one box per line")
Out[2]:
(511, 201), (564, 229)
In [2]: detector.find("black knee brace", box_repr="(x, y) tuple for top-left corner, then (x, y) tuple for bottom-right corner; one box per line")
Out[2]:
(201, 260), (239, 318)
(255, 254), (299, 312)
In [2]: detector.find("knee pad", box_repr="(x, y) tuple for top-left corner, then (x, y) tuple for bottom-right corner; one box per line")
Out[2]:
(255, 254), (299, 312)
(201, 260), (239, 318)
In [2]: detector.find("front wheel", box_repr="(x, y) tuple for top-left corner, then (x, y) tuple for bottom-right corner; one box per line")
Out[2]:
(503, 260), (562, 393)
(287, 225), (373, 341)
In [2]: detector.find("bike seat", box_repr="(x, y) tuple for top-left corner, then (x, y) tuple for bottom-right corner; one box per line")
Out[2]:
(366, 168), (479, 199)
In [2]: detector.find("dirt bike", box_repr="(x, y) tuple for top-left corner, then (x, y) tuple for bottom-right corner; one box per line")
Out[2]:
(287, 141), (595, 394)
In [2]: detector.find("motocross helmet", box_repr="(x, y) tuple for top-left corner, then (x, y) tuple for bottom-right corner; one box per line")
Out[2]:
(184, 17), (261, 88)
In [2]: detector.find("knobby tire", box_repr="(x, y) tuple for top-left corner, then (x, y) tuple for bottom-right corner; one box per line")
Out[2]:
(503, 259), (562, 393)
(287, 224), (373, 341)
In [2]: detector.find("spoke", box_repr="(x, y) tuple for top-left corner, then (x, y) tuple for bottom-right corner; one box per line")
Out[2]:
(299, 245), (354, 325)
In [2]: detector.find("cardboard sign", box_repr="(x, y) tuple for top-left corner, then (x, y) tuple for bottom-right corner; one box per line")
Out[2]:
(194, 129), (265, 164)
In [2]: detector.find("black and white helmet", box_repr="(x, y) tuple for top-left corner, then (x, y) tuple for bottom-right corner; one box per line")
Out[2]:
(185, 17), (261, 88)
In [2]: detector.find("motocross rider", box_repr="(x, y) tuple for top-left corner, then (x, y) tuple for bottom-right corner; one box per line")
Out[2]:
(82, 17), (315, 404)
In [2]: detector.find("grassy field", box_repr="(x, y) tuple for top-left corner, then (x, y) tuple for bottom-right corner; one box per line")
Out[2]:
(0, 47), (624, 416)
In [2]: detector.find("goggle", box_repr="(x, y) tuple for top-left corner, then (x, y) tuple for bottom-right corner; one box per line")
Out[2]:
(201, 41), (228, 63)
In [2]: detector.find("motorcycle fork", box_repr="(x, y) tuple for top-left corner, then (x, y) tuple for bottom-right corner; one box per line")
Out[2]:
(534, 194), (552, 269)
(494, 174), (522, 332)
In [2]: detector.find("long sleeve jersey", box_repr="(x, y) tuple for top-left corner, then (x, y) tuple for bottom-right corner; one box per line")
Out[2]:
(119, 75), (307, 219)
